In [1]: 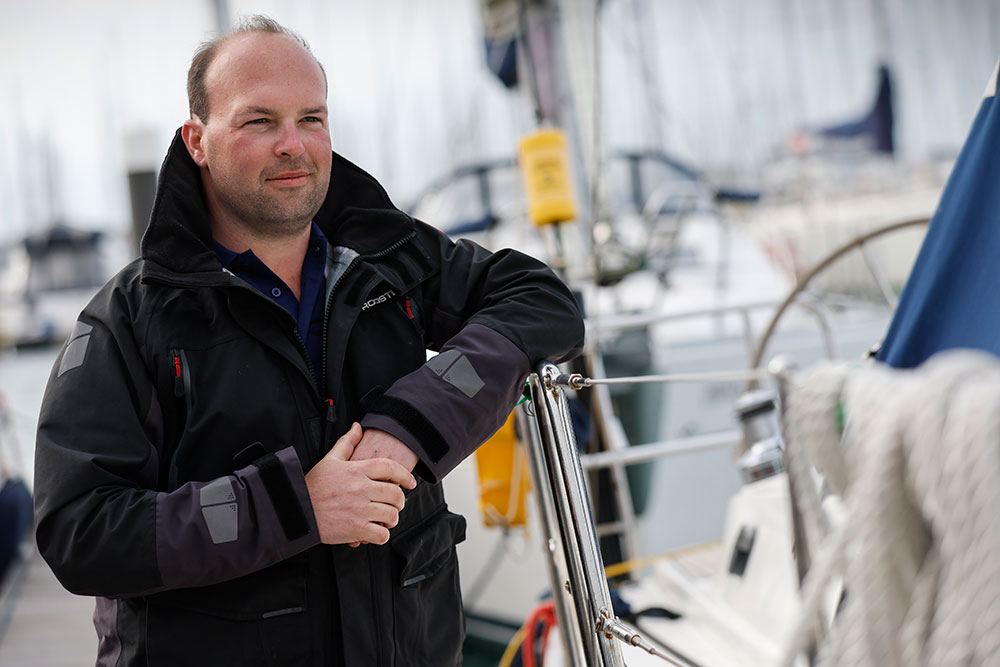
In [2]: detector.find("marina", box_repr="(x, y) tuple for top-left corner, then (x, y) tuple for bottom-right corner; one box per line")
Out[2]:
(0, 540), (95, 667)
(2, 1), (998, 665)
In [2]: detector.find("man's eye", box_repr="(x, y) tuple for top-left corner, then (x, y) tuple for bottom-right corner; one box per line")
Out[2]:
(302, 116), (323, 123)
(245, 118), (268, 125)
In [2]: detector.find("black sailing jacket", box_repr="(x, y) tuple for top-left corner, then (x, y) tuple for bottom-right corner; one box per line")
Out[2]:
(34, 131), (584, 666)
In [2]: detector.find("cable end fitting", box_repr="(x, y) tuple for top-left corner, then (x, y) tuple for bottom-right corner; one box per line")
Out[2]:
(552, 373), (587, 390)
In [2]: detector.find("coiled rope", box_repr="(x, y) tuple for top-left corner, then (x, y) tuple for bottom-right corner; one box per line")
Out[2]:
(781, 350), (1000, 666)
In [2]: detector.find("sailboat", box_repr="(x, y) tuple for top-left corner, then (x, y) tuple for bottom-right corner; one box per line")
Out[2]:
(0, 225), (110, 349)
(505, 55), (1000, 667)
(427, 2), (996, 665)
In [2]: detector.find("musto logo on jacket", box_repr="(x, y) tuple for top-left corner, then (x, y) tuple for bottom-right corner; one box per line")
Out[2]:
(362, 290), (396, 311)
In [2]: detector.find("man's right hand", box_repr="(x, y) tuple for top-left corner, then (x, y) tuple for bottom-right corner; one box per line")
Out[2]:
(305, 422), (417, 545)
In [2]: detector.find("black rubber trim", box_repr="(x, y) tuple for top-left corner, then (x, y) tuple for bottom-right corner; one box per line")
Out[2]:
(255, 453), (311, 540)
(370, 395), (448, 463)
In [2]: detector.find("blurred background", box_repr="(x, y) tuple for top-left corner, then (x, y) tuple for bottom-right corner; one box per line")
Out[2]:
(1, 0), (993, 347)
(1, 0), (994, 247)
(0, 1), (996, 664)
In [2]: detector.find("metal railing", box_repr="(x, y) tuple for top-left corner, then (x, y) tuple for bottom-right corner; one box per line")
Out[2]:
(520, 362), (686, 666)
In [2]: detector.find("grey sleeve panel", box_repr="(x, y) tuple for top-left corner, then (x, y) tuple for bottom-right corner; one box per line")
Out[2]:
(362, 323), (530, 483)
(200, 477), (237, 506)
(426, 350), (485, 399)
(154, 446), (319, 590)
(200, 478), (238, 544)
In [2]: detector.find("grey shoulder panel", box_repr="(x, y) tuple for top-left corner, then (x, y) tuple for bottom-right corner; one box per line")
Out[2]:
(69, 320), (94, 340)
(58, 332), (92, 376)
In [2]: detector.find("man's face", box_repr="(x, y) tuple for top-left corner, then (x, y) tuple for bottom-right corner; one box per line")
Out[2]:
(185, 33), (332, 239)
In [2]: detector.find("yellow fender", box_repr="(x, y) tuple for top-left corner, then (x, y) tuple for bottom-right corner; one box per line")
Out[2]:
(518, 128), (577, 227)
(475, 411), (531, 527)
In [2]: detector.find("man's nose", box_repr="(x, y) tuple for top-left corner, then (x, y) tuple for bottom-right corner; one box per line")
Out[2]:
(274, 124), (306, 158)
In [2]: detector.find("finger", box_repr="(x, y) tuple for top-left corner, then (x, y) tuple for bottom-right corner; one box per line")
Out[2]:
(367, 501), (400, 529)
(369, 482), (406, 511)
(364, 458), (417, 488)
(348, 541), (361, 548)
(362, 523), (391, 546)
(329, 422), (363, 461)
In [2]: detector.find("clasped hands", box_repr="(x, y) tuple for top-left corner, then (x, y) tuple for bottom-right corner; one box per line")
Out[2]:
(304, 422), (419, 547)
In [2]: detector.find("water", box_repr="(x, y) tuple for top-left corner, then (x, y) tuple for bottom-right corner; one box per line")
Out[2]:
(0, 346), (60, 488)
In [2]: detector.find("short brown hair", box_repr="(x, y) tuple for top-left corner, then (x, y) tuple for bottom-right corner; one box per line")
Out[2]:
(186, 15), (327, 121)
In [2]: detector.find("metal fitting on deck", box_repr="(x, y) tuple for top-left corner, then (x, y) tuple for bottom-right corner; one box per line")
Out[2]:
(551, 372), (588, 390)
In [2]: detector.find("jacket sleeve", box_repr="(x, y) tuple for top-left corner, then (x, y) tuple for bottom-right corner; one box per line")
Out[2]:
(33, 287), (320, 598)
(361, 227), (585, 482)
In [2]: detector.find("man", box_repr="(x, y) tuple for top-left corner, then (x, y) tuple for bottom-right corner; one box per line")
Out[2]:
(33, 15), (583, 667)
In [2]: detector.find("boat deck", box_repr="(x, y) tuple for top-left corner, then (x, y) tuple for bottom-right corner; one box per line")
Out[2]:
(0, 544), (95, 665)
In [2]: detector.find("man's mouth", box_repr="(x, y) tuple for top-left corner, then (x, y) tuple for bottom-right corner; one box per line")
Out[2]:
(267, 170), (311, 186)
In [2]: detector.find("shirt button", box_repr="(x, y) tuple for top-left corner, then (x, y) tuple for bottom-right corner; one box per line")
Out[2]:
(271, 287), (281, 298)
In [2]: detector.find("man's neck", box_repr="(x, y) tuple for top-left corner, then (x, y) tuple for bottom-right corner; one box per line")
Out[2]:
(213, 222), (312, 300)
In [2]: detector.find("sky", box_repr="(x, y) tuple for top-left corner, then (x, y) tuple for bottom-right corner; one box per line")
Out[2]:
(0, 0), (996, 245)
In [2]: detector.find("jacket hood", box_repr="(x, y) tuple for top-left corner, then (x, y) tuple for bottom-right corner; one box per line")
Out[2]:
(140, 129), (416, 282)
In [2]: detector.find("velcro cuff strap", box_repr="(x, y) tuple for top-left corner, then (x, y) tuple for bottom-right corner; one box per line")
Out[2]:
(370, 395), (448, 463)
(255, 453), (310, 540)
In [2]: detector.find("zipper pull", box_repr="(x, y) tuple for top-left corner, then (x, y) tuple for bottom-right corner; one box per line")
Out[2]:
(171, 350), (184, 397)
(321, 398), (338, 452)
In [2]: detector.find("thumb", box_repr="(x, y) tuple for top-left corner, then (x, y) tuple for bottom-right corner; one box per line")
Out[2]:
(329, 422), (363, 461)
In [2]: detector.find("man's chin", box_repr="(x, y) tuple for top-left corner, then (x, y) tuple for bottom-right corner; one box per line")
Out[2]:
(239, 211), (316, 239)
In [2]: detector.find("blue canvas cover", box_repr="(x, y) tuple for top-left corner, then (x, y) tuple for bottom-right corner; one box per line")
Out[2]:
(877, 59), (1000, 369)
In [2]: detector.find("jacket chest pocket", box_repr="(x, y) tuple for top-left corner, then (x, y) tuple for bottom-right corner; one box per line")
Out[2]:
(162, 339), (311, 487)
(345, 296), (427, 391)
(398, 294), (424, 338)
(169, 348), (193, 414)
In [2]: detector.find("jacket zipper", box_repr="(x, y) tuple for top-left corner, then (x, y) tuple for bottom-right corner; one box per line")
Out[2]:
(368, 548), (388, 667)
(318, 231), (416, 447)
(289, 326), (318, 391)
(319, 258), (358, 445)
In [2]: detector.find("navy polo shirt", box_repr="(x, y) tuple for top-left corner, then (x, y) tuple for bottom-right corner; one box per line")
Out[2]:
(214, 223), (328, 388)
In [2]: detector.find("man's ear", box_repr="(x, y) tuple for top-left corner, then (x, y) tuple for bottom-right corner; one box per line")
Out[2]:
(181, 118), (208, 167)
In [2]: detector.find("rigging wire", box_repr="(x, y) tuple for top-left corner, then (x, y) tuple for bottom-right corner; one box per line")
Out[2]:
(517, 0), (547, 125)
